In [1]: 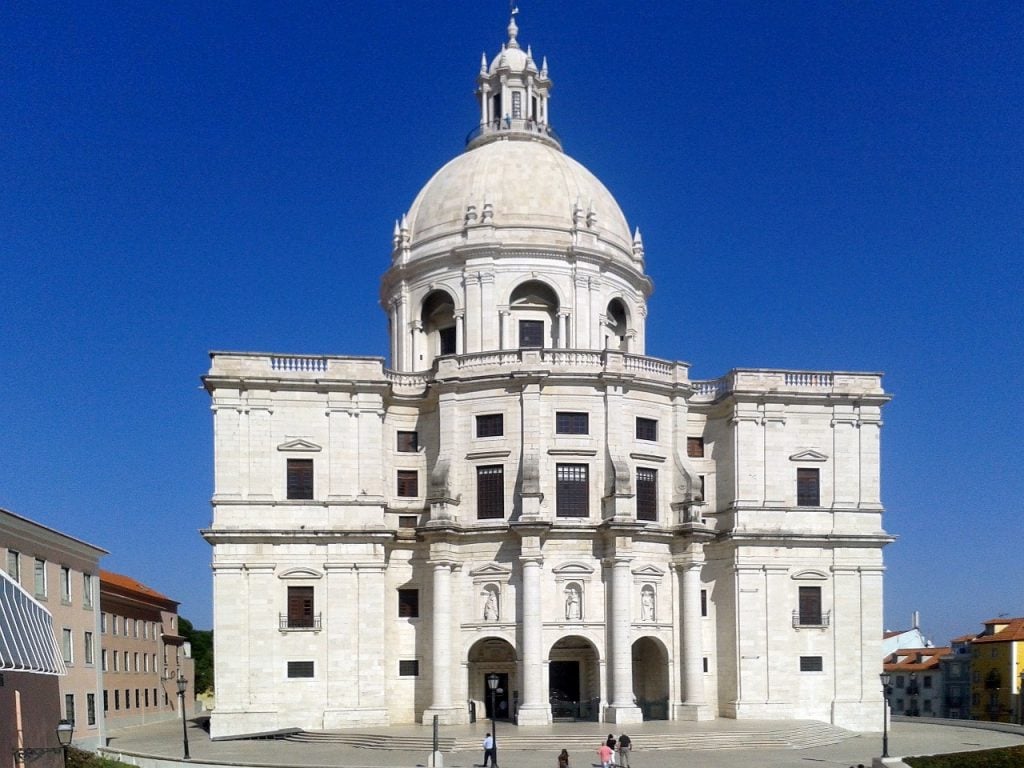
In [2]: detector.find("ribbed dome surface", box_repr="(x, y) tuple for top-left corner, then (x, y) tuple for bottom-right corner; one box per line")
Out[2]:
(406, 139), (633, 259)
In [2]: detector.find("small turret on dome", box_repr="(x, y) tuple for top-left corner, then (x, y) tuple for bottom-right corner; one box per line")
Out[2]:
(466, 13), (559, 151)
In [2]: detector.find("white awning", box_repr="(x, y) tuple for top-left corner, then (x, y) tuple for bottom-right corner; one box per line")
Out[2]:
(0, 569), (66, 674)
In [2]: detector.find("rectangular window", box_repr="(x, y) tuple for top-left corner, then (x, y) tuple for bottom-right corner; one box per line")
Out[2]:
(555, 412), (589, 434)
(397, 470), (419, 497)
(687, 436), (705, 458)
(135, 689), (140, 709)
(636, 467), (657, 521)
(60, 566), (71, 603)
(6, 550), (19, 581)
(923, 675), (932, 689)
(700, 589), (708, 617)
(113, 650), (119, 671)
(112, 616), (118, 635)
(476, 413), (504, 437)
(287, 661), (315, 678)
(702, 657), (709, 673)
(439, 326), (457, 355)
(144, 654), (149, 672)
(519, 319), (544, 348)
(398, 588), (420, 618)
(134, 652), (139, 671)
(399, 515), (418, 528)
(511, 91), (522, 119)
(923, 699), (932, 712)
(114, 690), (120, 711)
(125, 688), (130, 709)
(636, 417), (658, 441)
(83, 573), (93, 608)
(287, 458), (315, 500)
(127, 618), (134, 637)
(397, 430), (419, 452)
(84, 632), (94, 664)
(65, 694), (75, 724)
(800, 656), (823, 672)
(145, 689), (149, 707)
(798, 586), (823, 625)
(101, 650), (108, 671)
(287, 586), (316, 628)
(103, 690), (108, 713)
(797, 468), (820, 506)
(62, 628), (73, 663)
(101, 613), (107, 633)
(87, 693), (96, 725)
(399, 659), (420, 676)
(34, 558), (46, 598)
(556, 463), (589, 517)
(477, 465), (505, 519)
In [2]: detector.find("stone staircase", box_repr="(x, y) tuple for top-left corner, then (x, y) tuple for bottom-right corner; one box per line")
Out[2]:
(284, 722), (854, 753)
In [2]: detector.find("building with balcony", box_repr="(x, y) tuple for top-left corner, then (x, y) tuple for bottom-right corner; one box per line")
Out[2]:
(1, 508), (107, 748)
(203, 14), (893, 739)
(969, 617), (1024, 723)
(99, 570), (195, 728)
(883, 647), (948, 718)
(940, 634), (974, 719)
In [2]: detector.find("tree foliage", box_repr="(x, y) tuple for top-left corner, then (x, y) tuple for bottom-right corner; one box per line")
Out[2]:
(179, 616), (214, 694)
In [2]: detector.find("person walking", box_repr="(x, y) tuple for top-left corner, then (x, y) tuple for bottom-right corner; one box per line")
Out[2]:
(597, 743), (613, 768)
(557, 749), (570, 768)
(604, 735), (617, 766)
(483, 733), (497, 768)
(616, 734), (631, 768)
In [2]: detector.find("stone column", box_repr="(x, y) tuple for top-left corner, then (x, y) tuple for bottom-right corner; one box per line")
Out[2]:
(606, 556), (643, 723)
(516, 555), (549, 724)
(356, 562), (389, 722)
(454, 310), (465, 355)
(464, 273), (481, 353)
(678, 561), (710, 719)
(480, 274), (496, 350)
(499, 309), (510, 350)
(424, 560), (462, 723)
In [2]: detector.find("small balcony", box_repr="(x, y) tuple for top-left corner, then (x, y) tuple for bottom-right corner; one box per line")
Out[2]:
(465, 118), (562, 150)
(279, 613), (321, 632)
(792, 609), (831, 629)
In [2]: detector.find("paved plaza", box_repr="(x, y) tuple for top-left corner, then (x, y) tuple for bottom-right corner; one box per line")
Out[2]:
(102, 717), (1024, 768)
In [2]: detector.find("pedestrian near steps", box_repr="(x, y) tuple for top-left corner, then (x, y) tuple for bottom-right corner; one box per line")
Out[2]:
(597, 743), (613, 768)
(483, 733), (497, 768)
(557, 749), (569, 768)
(617, 734), (631, 768)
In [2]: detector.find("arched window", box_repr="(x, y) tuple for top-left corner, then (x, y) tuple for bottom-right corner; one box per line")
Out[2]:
(605, 298), (629, 351)
(510, 280), (559, 348)
(421, 290), (457, 363)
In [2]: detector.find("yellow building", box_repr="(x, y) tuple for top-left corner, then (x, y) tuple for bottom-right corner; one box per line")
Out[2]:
(970, 617), (1024, 723)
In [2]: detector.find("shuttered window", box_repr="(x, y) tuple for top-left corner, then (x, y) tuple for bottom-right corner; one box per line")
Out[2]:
(287, 586), (315, 629)
(397, 431), (418, 452)
(687, 437), (704, 458)
(797, 468), (820, 506)
(286, 459), (314, 499)
(798, 586), (822, 625)
(397, 470), (419, 497)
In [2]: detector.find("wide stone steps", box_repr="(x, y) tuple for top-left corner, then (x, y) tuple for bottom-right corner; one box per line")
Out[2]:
(284, 722), (854, 752)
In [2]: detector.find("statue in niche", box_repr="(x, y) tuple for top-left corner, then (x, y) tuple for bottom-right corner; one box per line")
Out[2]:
(641, 587), (655, 622)
(483, 590), (499, 622)
(565, 584), (582, 621)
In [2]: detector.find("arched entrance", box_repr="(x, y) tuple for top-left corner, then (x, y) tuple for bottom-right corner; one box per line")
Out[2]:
(548, 635), (601, 721)
(632, 636), (669, 720)
(468, 637), (517, 722)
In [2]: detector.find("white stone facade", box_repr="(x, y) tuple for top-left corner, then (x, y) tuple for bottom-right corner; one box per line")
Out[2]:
(202, 17), (892, 739)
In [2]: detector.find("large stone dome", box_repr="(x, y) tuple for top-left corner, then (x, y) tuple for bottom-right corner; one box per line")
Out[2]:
(405, 138), (635, 262)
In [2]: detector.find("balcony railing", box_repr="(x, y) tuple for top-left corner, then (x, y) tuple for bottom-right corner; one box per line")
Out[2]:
(792, 609), (831, 628)
(279, 613), (322, 631)
(465, 118), (562, 149)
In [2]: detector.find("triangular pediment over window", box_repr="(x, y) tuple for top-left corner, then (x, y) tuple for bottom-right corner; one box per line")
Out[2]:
(468, 563), (512, 579)
(631, 564), (666, 579)
(789, 449), (828, 462)
(552, 562), (595, 577)
(277, 439), (322, 452)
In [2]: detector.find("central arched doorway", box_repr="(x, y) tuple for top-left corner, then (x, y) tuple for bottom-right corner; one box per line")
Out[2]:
(632, 636), (669, 720)
(548, 635), (601, 721)
(468, 637), (518, 722)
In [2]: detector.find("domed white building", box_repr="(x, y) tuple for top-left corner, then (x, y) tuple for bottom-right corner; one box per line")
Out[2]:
(203, 16), (892, 739)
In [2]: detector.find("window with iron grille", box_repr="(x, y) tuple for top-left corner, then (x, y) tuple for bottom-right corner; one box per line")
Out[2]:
(798, 586), (823, 625)
(797, 468), (820, 506)
(636, 417), (658, 441)
(519, 319), (544, 348)
(397, 470), (419, 497)
(556, 464), (589, 517)
(701, 589), (708, 617)
(477, 465), (505, 519)
(636, 467), (657, 521)
(399, 659), (420, 676)
(287, 586), (315, 628)
(556, 412), (589, 434)
(398, 588), (419, 618)
(287, 661), (315, 678)
(397, 430), (419, 452)
(800, 656), (823, 672)
(687, 437), (705, 458)
(286, 459), (314, 499)
(476, 413), (504, 437)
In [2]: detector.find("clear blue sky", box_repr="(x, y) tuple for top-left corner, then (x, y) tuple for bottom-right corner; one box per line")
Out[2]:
(2, 2), (1021, 643)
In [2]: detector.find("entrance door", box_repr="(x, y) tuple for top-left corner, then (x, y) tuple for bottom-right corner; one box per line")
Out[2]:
(483, 672), (510, 720)
(549, 660), (580, 720)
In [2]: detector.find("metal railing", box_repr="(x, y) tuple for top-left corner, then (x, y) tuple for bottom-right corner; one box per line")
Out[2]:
(279, 613), (322, 631)
(792, 609), (831, 628)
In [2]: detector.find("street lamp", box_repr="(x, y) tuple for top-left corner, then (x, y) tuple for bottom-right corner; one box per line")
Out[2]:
(176, 673), (191, 760)
(879, 672), (891, 759)
(486, 673), (500, 768)
(56, 719), (73, 768)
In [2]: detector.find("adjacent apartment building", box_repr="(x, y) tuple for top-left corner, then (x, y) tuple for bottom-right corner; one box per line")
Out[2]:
(940, 634), (973, 719)
(970, 617), (1024, 723)
(1, 508), (107, 748)
(883, 646), (948, 718)
(100, 570), (195, 728)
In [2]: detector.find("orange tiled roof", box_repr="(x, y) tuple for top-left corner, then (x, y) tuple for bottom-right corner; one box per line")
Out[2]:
(973, 617), (1024, 644)
(951, 634), (976, 643)
(100, 569), (174, 603)
(883, 647), (950, 671)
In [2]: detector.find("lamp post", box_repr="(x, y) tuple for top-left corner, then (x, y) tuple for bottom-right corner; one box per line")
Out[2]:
(879, 672), (891, 759)
(176, 673), (191, 760)
(12, 719), (74, 766)
(55, 720), (73, 768)
(486, 673), (500, 768)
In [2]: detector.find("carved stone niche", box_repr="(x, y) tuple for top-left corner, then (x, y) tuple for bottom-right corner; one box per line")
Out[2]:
(469, 563), (512, 623)
(553, 562), (595, 622)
